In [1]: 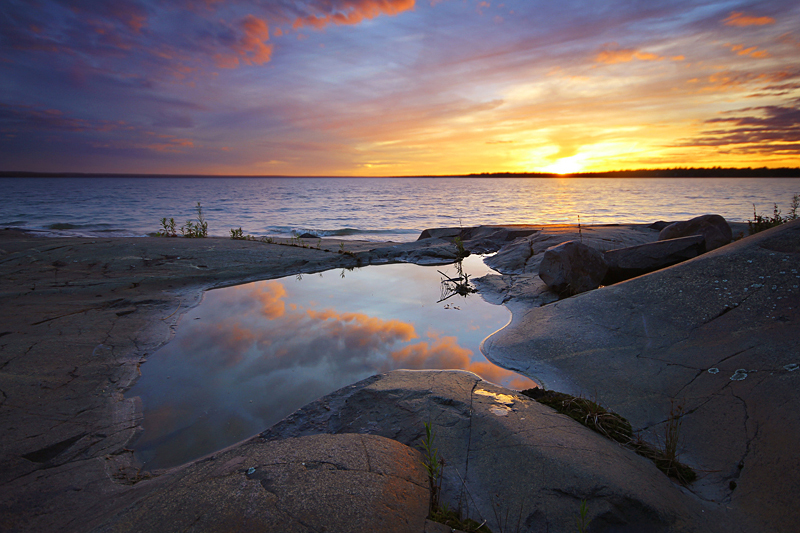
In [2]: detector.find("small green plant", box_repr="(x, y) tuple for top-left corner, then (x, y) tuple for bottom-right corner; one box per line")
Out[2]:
(748, 194), (799, 235)
(156, 217), (177, 237)
(430, 505), (491, 533)
(576, 499), (588, 533)
(421, 422), (443, 514)
(454, 236), (470, 259)
(230, 227), (245, 240)
(181, 202), (208, 238)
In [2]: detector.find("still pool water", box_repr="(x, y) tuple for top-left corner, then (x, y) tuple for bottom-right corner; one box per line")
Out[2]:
(128, 255), (533, 469)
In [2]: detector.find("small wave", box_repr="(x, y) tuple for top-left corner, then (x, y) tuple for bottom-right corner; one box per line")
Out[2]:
(47, 223), (85, 230)
(1, 220), (29, 227)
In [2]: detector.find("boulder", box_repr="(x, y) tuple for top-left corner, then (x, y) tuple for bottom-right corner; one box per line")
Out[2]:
(658, 214), (732, 251)
(262, 370), (726, 533)
(603, 234), (706, 284)
(539, 240), (608, 295)
(93, 433), (429, 533)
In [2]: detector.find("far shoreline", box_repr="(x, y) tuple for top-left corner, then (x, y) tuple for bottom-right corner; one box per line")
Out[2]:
(2, 167), (800, 179)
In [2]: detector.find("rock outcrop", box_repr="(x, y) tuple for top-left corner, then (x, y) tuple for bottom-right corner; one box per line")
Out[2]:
(658, 214), (732, 251)
(538, 240), (609, 295)
(262, 370), (727, 533)
(483, 219), (800, 532)
(602, 234), (706, 284)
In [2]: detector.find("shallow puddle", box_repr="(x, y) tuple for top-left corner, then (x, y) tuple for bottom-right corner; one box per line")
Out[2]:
(128, 255), (534, 469)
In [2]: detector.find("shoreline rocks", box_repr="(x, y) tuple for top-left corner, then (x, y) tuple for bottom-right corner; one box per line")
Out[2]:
(0, 220), (792, 532)
(482, 219), (800, 532)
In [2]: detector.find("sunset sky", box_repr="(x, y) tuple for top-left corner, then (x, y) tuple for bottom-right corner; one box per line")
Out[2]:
(1, 0), (799, 176)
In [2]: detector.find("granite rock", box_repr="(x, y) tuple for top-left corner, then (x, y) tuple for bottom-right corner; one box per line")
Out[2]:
(483, 219), (800, 532)
(261, 370), (729, 533)
(603, 234), (706, 284)
(658, 214), (732, 251)
(91, 433), (429, 533)
(539, 240), (609, 295)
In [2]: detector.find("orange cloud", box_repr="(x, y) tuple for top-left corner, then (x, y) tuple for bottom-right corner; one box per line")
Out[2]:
(215, 14), (273, 68)
(142, 132), (194, 152)
(727, 43), (771, 58)
(249, 281), (287, 319)
(389, 334), (535, 389)
(724, 12), (776, 27)
(390, 334), (472, 369)
(307, 308), (418, 345)
(595, 43), (663, 64)
(292, 0), (415, 30)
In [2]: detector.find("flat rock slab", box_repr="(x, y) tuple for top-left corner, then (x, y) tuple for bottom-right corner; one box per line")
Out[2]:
(91, 433), (429, 533)
(0, 231), (455, 532)
(483, 220), (800, 532)
(262, 370), (731, 533)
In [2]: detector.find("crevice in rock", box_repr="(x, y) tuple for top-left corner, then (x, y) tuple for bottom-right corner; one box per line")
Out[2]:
(22, 432), (88, 463)
(459, 379), (479, 518)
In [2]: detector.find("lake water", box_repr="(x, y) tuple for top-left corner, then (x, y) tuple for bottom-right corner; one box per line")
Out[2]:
(2, 176), (799, 241)
(127, 255), (530, 469)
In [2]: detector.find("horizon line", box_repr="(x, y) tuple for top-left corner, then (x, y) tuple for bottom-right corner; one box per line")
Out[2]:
(2, 166), (800, 179)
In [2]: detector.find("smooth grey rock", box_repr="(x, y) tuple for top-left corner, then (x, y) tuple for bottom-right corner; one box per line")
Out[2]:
(92, 433), (429, 533)
(658, 214), (732, 251)
(539, 240), (609, 295)
(418, 227), (463, 240)
(262, 370), (730, 533)
(484, 235), (537, 274)
(484, 219), (800, 532)
(365, 239), (459, 265)
(485, 225), (656, 277)
(603, 234), (706, 284)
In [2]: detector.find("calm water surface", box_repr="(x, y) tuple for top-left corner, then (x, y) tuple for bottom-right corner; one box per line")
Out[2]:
(2, 176), (798, 241)
(128, 255), (529, 469)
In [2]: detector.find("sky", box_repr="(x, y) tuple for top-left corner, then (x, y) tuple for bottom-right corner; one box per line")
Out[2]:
(1, 0), (799, 176)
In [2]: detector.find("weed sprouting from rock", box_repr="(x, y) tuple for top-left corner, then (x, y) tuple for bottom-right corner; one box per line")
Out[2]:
(521, 389), (632, 444)
(421, 421), (443, 515)
(576, 499), (589, 533)
(748, 194), (799, 234)
(156, 217), (177, 237)
(420, 422), (492, 532)
(181, 202), (207, 238)
(521, 388), (696, 484)
(157, 203), (207, 238)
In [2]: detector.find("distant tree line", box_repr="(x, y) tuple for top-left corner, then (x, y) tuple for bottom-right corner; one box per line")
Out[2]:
(469, 167), (800, 178)
(2, 167), (800, 178)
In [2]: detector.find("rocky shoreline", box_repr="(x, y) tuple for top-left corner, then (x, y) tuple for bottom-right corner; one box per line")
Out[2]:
(0, 219), (797, 532)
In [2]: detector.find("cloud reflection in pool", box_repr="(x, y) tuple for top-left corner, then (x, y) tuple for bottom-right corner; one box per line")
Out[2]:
(128, 255), (534, 469)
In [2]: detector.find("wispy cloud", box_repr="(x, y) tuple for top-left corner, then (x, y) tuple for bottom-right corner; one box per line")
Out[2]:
(2, 0), (800, 173)
(676, 102), (800, 155)
(724, 12), (776, 27)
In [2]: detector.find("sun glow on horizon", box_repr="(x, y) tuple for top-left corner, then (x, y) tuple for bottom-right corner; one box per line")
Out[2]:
(539, 155), (588, 175)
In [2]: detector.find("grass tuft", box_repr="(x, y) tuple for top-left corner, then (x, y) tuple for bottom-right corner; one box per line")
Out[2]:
(748, 193), (799, 235)
(521, 389), (696, 484)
